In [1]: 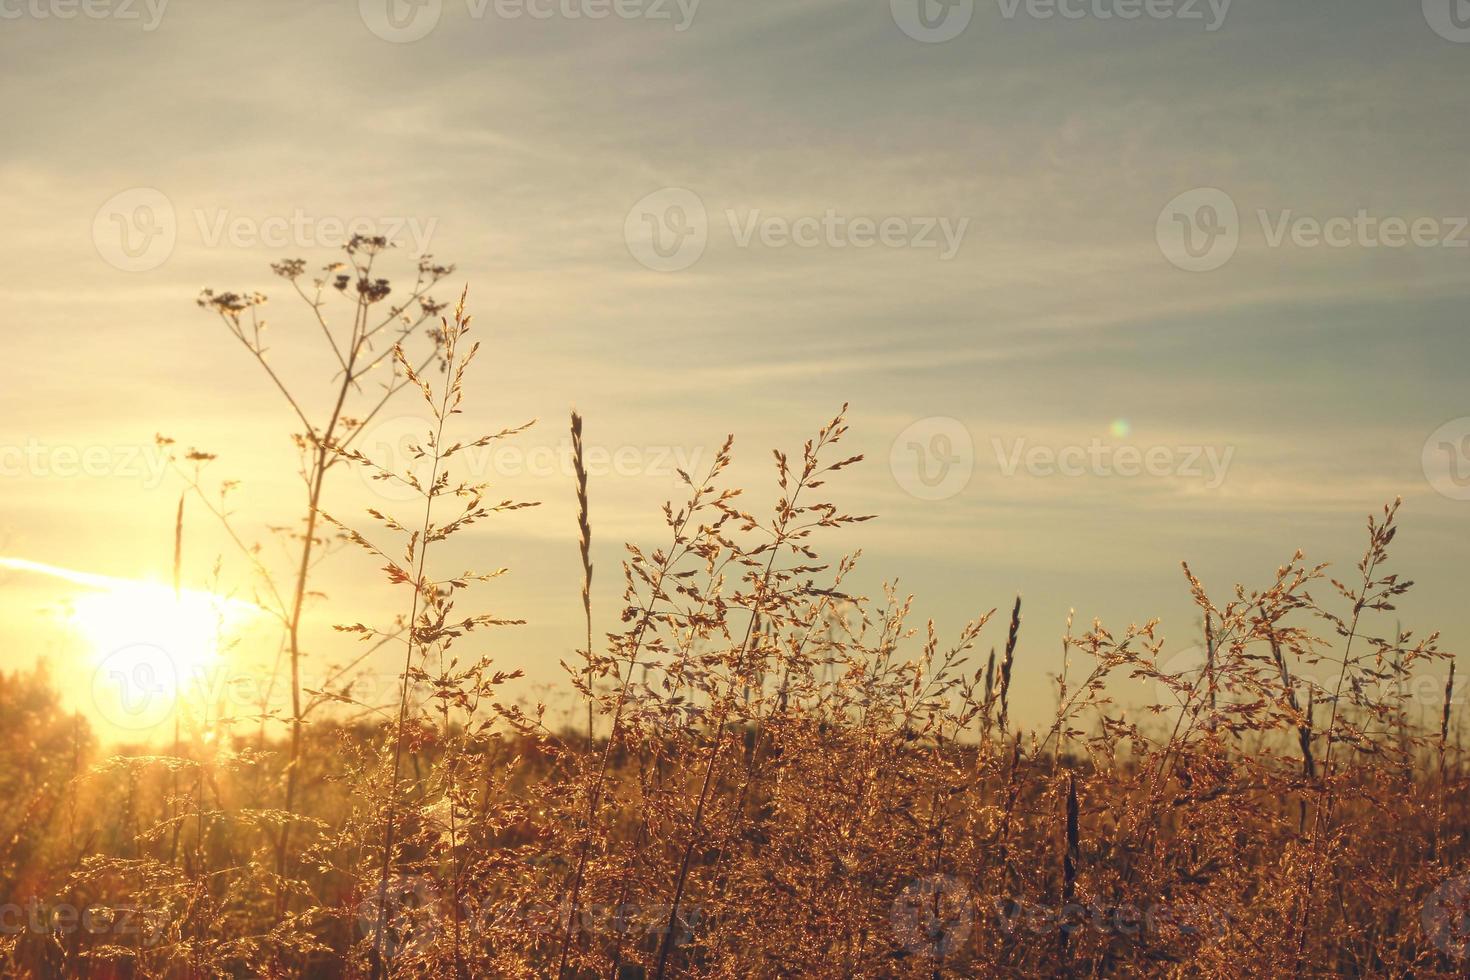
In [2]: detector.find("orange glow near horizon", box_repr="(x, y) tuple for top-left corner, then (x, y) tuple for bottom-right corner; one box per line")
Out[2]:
(0, 556), (264, 732)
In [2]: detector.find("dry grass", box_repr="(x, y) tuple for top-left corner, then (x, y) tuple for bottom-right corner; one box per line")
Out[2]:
(1, 244), (1467, 978)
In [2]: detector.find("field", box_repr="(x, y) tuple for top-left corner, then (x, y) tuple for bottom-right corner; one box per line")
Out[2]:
(0, 243), (1466, 979)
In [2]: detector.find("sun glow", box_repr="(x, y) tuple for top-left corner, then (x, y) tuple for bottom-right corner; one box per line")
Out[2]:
(69, 580), (253, 676)
(0, 556), (264, 731)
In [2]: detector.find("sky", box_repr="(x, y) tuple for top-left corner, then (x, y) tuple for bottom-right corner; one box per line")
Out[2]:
(0, 0), (1467, 739)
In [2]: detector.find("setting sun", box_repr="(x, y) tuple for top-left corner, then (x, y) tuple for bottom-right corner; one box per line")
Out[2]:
(70, 577), (254, 674)
(0, 556), (262, 729)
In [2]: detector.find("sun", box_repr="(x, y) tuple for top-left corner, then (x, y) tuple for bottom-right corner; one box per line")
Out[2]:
(68, 579), (264, 732)
(73, 580), (265, 733)
(0, 556), (264, 732)
(71, 580), (249, 677)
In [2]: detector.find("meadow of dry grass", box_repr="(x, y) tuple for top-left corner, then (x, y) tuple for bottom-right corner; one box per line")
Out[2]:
(2, 243), (1467, 979)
